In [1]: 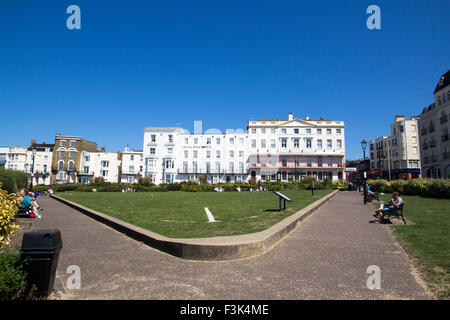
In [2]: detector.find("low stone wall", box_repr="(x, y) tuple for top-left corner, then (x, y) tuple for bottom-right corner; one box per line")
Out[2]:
(51, 190), (338, 261)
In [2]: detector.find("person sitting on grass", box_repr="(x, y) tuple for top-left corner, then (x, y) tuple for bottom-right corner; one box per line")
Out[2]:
(373, 192), (403, 223)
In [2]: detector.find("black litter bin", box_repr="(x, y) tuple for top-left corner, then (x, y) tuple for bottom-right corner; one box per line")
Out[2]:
(21, 229), (63, 297)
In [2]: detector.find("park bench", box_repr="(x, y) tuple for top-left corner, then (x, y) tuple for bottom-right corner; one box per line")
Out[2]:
(382, 203), (406, 225)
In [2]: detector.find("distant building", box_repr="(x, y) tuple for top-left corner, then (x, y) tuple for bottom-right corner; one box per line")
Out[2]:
(26, 140), (55, 186)
(79, 149), (121, 184)
(120, 145), (143, 184)
(369, 116), (421, 180)
(142, 113), (346, 185)
(418, 70), (450, 178)
(51, 135), (98, 184)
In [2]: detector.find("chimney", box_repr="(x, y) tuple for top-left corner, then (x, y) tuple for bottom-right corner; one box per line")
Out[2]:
(288, 112), (293, 121)
(30, 139), (36, 146)
(101, 147), (105, 152)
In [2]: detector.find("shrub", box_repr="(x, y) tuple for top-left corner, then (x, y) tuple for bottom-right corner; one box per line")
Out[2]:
(0, 183), (20, 251)
(366, 178), (450, 199)
(137, 176), (154, 186)
(0, 249), (28, 300)
(0, 169), (29, 194)
(92, 177), (105, 187)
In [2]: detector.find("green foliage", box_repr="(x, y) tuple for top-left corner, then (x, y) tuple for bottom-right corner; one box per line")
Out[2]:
(0, 249), (28, 300)
(137, 176), (155, 186)
(92, 176), (106, 187)
(0, 168), (29, 194)
(0, 183), (20, 250)
(367, 179), (450, 199)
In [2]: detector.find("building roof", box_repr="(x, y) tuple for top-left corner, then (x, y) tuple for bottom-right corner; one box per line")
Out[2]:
(433, 69), (450, 94)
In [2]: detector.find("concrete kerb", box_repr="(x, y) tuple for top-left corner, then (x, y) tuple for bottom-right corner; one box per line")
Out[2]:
(51, 190), (339, 261)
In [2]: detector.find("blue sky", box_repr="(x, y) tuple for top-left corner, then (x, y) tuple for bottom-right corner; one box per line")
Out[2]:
(0, 0), (449, 159)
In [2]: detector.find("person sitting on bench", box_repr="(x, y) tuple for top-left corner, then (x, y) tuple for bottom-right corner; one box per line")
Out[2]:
(373, 192), (403, 223)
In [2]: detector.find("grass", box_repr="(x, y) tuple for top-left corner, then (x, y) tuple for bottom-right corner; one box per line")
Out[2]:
(57, 189), (332, 239)
(375, 194), (450, 299)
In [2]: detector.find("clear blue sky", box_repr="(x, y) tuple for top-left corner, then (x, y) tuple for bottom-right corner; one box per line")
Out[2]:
(1, 0), (449, 159)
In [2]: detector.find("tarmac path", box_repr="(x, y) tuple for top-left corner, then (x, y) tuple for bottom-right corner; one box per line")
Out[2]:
(13, 191), (430, 300)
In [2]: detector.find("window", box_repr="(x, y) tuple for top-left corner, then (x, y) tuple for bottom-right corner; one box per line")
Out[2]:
(229, 151), (234, 158)
(57, 171), (67, 180)
(206, 150), (211, 158)
(101, 161), (109, 168)
(239, 138), (244, 145)
(206, 162), (211, 173)
(216, 151), (220, 159)
(229, 138), (234, 145)
(306, 128), (311, 134)
(251, 139), (256, 148)
(69, 151), (75, 158)
(184, 150), (188, 158)
(68, 161), (74, 171)
(306, 138), (312, 148)
(216, 138), (221, 144)
(129, 165), (134, 173)
(150, 148), (155, 155)
(337, 139), (342, 149)
(252, 128), (256, 134)
(168, 135), (173, 143)
(70, 140), (76, 147)
(167, 148), (173, 154)
(239, 150), (244, 158)
(239, 162), (244, 173)
(151, 135), (156, 142)
(59, 151), (65, 158)
(271, 139), (276, 148)
(100, 170), (108, 177)
(336, 129), (341, 135)
(294, 139), (299, 148)
(192, 162), (198, 173)
(229, 162), (234, 173)
(193, 150), (198, 158)
(83, 166), (89, 174)
(261, 128), (266, 134)
(271, 128), (276, 134)
(399, 125), (404, 133)
(294, 128), (299, 134)
(185, 138), (188, 144)
(207, 138), (211, 145)
(84, 156), (90, 161)
(317, 139), (322, 149)
(60, 140), (66, 147)
(194, 138), (198, 144)
(317, 129), (322, 135)
(215, 162), (221, 173)
(43, 165), (47, 173)
(327, 139), (332, 148)
(281, 138), (287, 148)
(58, 161), (64, 170)
(327, 129), (332, 135)
(183, 162), (188, 172)
(328, 156), (333, 166)
(281, 128), (287, 134)
(261, 139), (266, 148)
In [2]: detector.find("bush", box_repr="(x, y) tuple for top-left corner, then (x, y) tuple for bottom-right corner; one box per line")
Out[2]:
(0, 183), (20, 250)
(0, 249), (29, 300)
(366, 178), (450, 199)
(0, 168), (29, 194)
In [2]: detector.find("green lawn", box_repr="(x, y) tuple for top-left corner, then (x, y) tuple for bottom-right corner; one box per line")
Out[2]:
(376, 194), (450, 299)
(57, 190), (332, 239)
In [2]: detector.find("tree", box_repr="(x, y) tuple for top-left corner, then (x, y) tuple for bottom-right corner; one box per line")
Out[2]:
(0, 183), (20, 250)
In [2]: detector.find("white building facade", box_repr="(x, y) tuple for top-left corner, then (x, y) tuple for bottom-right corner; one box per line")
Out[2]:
(120, 145), (144, 184)
(143, 113), (346, 184)
(79, 151), (121, 184)
(419, 70), (450, 178)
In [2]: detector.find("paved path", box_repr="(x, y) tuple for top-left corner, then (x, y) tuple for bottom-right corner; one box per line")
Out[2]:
(16, 191), (430, 299)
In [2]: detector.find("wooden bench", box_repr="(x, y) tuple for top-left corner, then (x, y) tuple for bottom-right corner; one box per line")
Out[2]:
(382, 203), (406, 225)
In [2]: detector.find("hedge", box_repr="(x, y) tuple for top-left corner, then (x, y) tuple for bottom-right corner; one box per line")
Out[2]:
(367, 178), (450, 199)
(40, 178), (349, 193)
(0, 169), (29, 194)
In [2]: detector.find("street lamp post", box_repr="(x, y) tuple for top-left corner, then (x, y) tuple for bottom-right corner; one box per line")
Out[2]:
(361, 139), (368, 204)
(29, 147), (37, 191)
